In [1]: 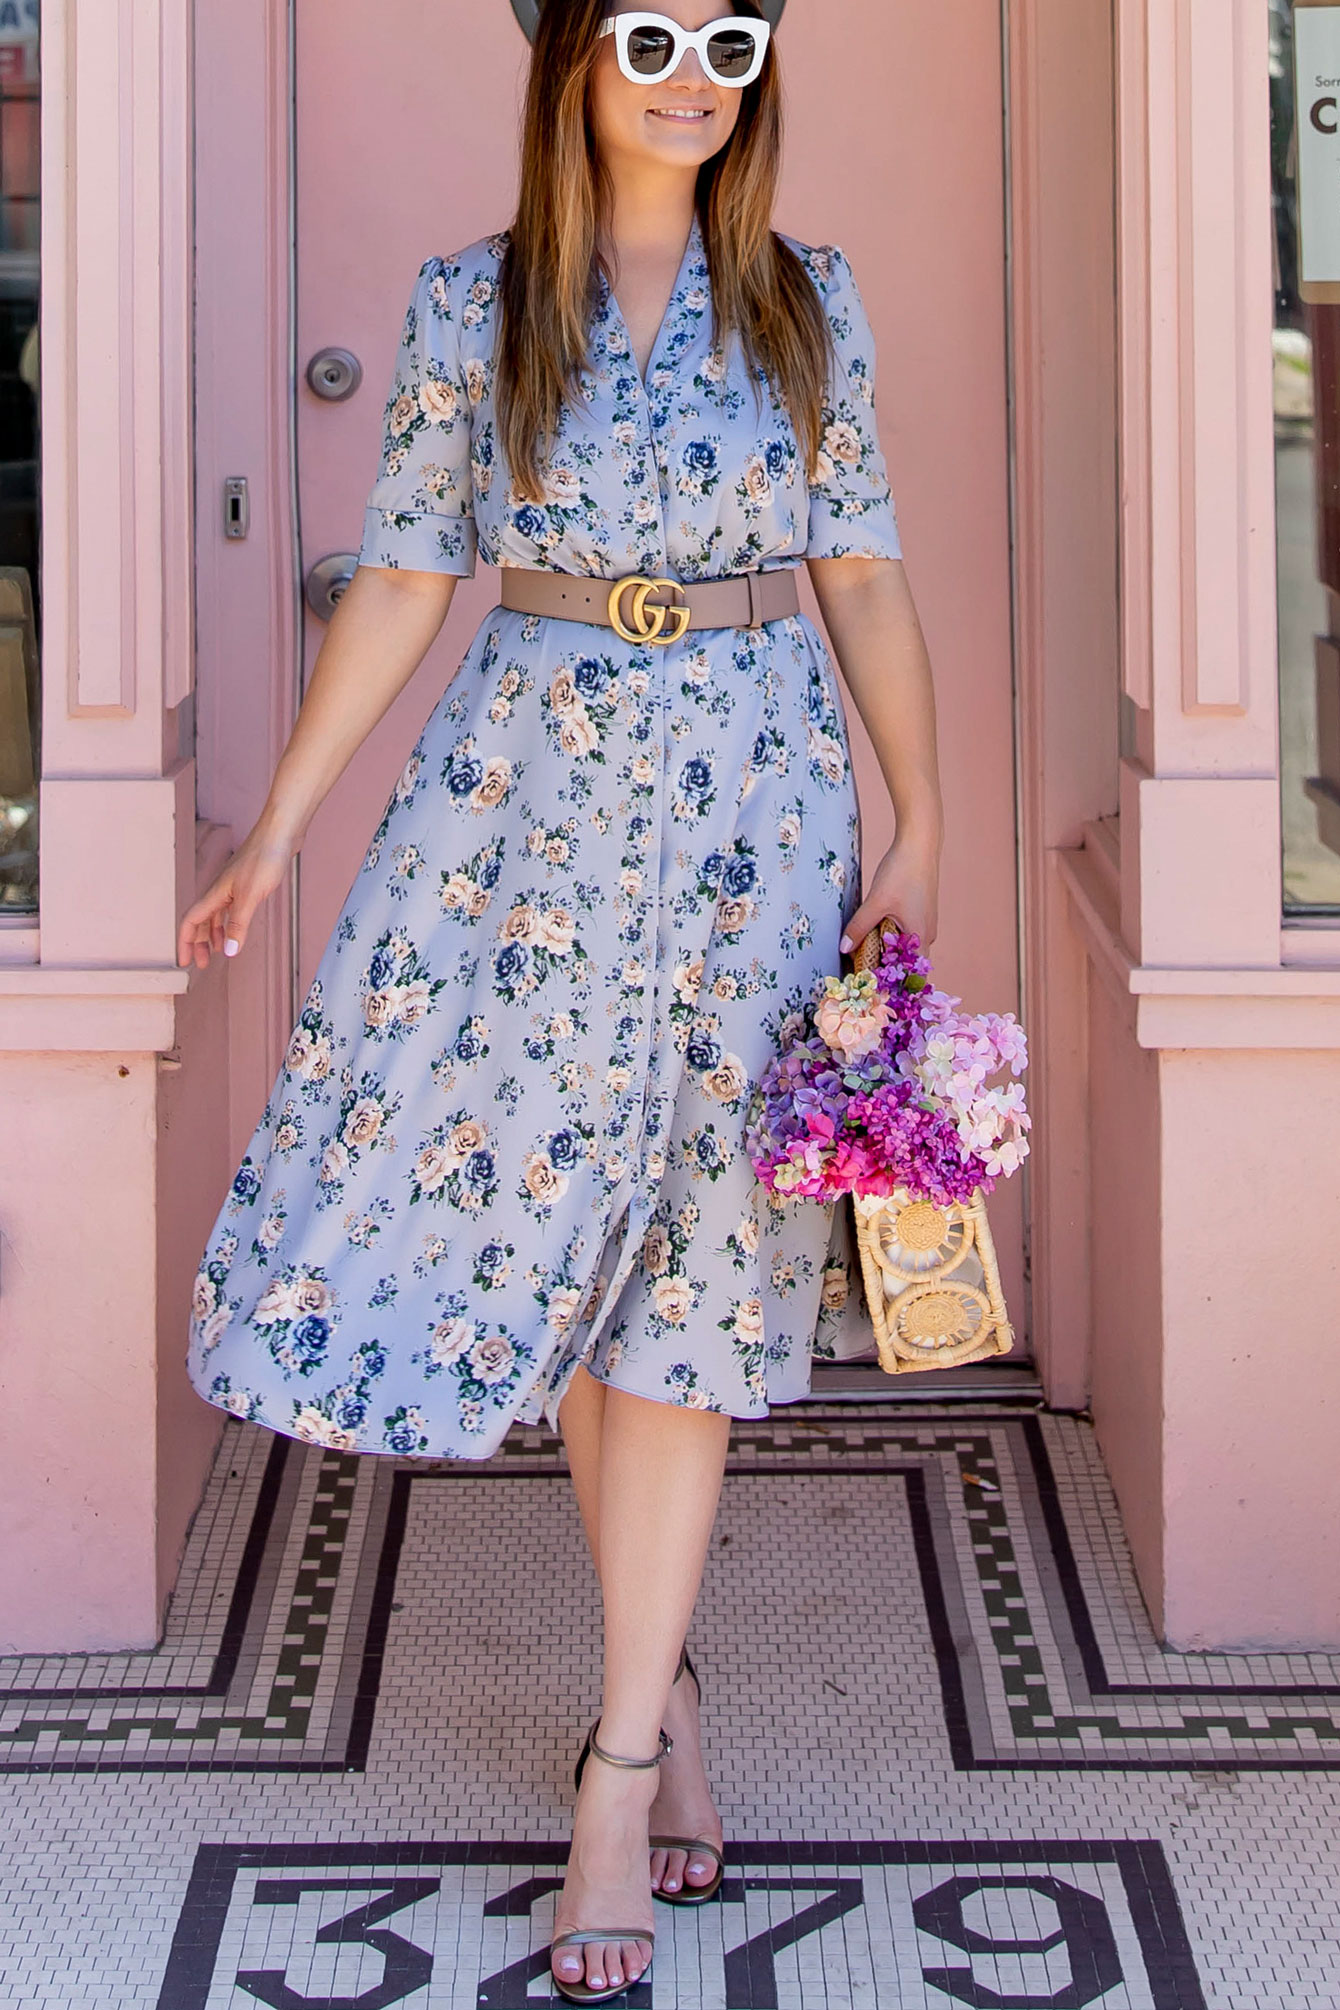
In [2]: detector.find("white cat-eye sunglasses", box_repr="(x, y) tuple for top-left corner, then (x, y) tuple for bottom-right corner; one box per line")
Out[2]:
(598, 12), (772, 87)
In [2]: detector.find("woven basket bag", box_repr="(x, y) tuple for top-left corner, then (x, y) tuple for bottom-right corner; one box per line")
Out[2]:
(845, 923), (1015, 1374)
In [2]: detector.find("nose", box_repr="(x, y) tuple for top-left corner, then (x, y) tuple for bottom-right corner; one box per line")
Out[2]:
(668, 46), (711, 88)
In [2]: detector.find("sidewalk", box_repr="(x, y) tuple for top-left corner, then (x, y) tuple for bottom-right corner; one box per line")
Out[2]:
(1, 1400), (1336, 2006)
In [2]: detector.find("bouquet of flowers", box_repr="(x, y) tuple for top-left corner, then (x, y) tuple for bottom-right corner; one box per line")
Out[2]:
(744, 921), (1030, 1373)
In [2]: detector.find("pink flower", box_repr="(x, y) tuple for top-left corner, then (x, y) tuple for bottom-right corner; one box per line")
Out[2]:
(814, 973), (890, 1061)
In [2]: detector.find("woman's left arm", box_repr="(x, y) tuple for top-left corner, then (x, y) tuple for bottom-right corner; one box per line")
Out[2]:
(807, 552), (944, 949)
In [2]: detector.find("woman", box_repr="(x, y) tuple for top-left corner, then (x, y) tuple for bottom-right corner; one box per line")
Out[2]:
(178, 0), (943, 1998)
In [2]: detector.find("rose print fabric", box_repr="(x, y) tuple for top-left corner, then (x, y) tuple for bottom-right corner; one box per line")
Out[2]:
(187, 214), (903, 1459)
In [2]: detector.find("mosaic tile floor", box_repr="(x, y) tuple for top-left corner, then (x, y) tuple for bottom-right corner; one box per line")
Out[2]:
(1, 1400), (1337, 2007)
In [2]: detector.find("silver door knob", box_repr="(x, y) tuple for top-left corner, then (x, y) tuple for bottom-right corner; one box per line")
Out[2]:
(306, 347), (363, 401)
(305, 552), (359, 621)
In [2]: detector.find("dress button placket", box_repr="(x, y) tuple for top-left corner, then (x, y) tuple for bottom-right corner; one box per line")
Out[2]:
(633, 323), (672, 1194)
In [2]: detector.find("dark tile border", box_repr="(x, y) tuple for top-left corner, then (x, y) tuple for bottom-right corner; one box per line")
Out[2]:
(349, 1462), (972, 1775)
(1022, 1417), (1340, 1698)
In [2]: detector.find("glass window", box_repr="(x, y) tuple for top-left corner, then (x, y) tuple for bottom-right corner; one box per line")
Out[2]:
(0, 0), (37, 915)
(1271, 0), (1340, 912)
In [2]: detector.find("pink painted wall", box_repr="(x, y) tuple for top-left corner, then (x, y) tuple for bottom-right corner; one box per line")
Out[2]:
(0, 1029), (228, 1653)
(1086, 972), (1166, 1634)
(0, 1053), (162, 1651)
(155, 970), (231, 1611)
(1009, 0), (1121, 1405)
(1085, 1016), (1340, 1651)
(1159, 1050), (1340, 1648)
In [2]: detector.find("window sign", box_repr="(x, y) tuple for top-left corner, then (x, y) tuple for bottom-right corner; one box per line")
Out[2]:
(0, 0), (36, 914)
(1295, 0), (1340, 301)
(0, 2), (37, 89)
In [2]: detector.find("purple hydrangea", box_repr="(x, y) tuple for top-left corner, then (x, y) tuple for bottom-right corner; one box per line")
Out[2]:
(746, 927), (1030, 1207)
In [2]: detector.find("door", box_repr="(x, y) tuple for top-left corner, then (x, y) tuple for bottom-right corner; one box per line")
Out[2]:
(292, 0), (1025, 1342)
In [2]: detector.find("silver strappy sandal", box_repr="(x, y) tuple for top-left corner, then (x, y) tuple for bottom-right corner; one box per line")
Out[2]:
(573, 1646), (726, 1908)
(648, 1646), (725, 1906)
(551, 1722), (670, 2006)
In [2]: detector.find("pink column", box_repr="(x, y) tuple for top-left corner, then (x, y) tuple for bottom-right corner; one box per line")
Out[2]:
(0, 0), (233, 1651)
(1055, 0), (1340, 1647)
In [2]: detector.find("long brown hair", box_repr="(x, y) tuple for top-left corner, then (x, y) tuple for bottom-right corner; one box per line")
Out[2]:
(495, 0), (833, 504)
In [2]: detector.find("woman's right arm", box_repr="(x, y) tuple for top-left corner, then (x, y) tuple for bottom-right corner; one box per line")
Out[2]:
(176, 562), (457, 970)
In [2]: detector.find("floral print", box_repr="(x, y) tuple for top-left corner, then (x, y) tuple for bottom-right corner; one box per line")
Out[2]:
(187, 214), (902, 1459)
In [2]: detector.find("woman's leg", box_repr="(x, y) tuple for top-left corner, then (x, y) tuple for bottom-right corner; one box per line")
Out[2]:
(558, 1358), (607, 1561)
(559, 1366), (726, 1899)
(552, 1368), (730, 1993)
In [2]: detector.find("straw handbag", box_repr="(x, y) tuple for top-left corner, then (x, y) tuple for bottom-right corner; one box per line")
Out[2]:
(845, 924), (1015, 1375)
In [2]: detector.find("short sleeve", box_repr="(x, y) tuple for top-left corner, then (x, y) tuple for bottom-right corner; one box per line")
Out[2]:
(357, 256), (478, 578)
(804, 244), (902, 562)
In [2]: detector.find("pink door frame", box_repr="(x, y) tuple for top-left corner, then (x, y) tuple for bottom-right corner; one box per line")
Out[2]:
(188, 0), (1096, 1599)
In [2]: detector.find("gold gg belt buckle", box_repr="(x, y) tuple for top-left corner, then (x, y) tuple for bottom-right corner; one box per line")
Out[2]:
(607, 573), (691, 646)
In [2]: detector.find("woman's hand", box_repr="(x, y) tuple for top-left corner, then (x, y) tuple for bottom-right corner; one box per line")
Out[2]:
(839, 825), (942, 959)
(176, 823), (296, 969)
(175, 565), (459, 973)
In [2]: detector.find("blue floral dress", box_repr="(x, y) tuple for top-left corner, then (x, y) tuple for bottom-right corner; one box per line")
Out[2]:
(187, 213), (903, 1459)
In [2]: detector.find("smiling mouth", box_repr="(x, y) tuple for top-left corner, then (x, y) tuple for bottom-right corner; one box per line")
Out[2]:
(648, 106), (714, 121)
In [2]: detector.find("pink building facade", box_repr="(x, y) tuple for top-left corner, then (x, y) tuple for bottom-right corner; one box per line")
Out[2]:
(1, 0), (1338, 1655)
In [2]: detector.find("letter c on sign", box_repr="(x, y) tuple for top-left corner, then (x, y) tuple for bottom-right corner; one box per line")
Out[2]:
(1312, 96), (1338, 135)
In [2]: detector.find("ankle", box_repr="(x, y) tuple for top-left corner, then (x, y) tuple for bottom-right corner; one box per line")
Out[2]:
(576, 1745), (661, 1816)
(590, 1719), (672, 1768)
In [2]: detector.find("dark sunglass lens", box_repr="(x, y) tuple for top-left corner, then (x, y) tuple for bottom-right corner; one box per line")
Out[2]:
(706, 28), (757, 77)
(627, 25), (675, 73)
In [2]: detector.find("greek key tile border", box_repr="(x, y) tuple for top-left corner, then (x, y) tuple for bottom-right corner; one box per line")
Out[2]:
(0, 1428), (400, 1773)
(4, 1405), (1339, 1774)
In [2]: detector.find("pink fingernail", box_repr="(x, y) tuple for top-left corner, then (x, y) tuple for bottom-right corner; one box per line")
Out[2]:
(224, 938), (239, 957)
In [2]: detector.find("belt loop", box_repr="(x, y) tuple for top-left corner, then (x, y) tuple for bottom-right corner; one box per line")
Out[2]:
(747, 571), (763, 629)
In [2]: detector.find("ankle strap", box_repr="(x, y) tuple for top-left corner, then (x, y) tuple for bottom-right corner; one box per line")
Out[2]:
(589, 1723), (673, 1769)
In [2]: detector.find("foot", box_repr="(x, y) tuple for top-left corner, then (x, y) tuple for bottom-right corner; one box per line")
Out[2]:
(552, 1734), (658, 1996)
(647, 1660), (724, 1897)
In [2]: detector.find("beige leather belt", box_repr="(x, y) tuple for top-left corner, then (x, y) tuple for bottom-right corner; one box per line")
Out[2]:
(497, 565), (800, 644)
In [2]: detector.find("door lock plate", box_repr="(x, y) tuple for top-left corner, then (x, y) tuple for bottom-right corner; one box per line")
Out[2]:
(306, 347), (363, 402)
(223, 476), (249, 540)
(305, 552), (360, 621)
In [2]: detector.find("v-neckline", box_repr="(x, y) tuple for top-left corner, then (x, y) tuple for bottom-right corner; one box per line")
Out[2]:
(603, 214), (701, 392)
